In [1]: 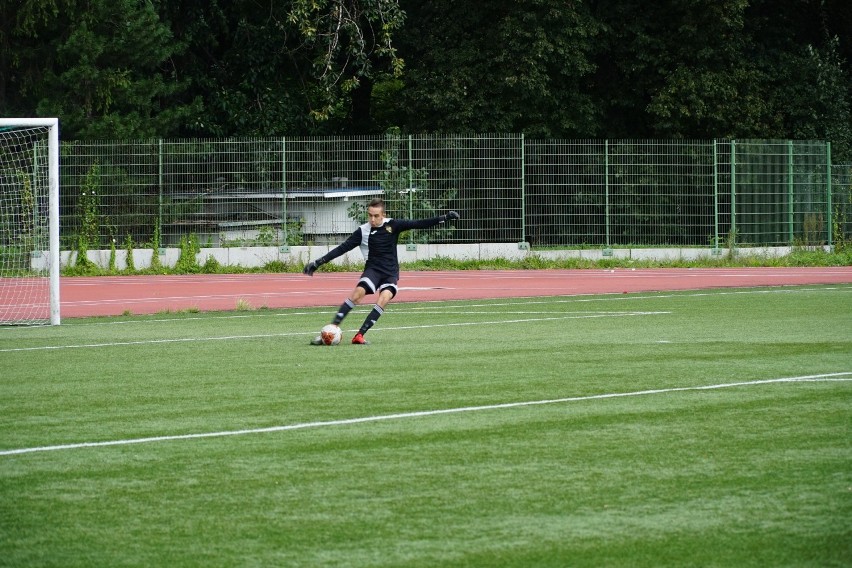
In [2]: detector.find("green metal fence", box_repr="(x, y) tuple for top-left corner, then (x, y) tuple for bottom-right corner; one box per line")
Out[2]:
(832, 162), (852, 248)
(729, 140), (832, 246)
(525, 139), (718, 247)
(58, 136), (846, 251)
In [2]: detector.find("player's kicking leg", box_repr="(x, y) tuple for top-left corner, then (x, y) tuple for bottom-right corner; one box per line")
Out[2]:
(351, 286), (395, 344)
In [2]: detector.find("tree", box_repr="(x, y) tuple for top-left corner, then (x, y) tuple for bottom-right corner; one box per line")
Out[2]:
(158, 0), (312, 137)
(157, 0), (406, 137)
(288, 0), (406, 129)
(589, 0), (851, 159)
(0, 0), (70, 115)
(3, 0), (197, 139)
(391, 0), (603, 136)
(589, 0), (766, 137)
(2, 0), (847, 154)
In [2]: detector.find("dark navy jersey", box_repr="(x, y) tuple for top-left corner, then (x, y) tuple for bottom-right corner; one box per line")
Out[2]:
(319, 216), (445, 276)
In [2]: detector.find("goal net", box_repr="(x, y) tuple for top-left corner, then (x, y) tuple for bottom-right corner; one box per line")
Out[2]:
(0, 118), (60, 325)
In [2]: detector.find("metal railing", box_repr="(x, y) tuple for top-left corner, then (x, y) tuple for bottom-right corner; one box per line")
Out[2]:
(57, 135), (848, 250)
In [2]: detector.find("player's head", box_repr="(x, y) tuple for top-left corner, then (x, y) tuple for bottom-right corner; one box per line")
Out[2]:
(367, 198), (385, 228)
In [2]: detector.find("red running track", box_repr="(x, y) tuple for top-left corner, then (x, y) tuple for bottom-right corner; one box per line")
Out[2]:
(56, 267), (852, 318)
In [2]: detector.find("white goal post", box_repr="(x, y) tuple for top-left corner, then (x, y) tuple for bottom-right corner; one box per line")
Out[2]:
(0, 118), (60, 325)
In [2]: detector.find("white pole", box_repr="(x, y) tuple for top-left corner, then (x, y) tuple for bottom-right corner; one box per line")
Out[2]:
(0, 118), (61, 324)
(48, 119), (60, 325)
(0, 118), (60, 127)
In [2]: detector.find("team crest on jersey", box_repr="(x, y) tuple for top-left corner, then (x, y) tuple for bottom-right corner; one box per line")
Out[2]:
(385, 226), (393, 233)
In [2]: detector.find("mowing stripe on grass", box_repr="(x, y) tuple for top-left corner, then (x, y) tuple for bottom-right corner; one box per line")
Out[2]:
(0, 311), (669, 353)
(1, 372), (849, 457)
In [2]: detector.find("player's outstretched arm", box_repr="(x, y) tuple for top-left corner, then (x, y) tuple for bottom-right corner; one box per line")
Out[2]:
(303, 225), (364, 276)
(394, 211), (461, 232)
(303, 258), (324, 276)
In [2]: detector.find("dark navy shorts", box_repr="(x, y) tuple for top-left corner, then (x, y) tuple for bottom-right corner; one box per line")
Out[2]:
(357, 268), (399, 298)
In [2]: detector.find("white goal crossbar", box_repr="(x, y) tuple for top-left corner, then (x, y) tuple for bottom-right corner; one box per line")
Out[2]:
(0, 118), (60, 325)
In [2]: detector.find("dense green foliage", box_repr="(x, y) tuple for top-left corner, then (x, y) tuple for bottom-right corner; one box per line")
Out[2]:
(1, 0), (849, 158)
(1, 287), (850, 566)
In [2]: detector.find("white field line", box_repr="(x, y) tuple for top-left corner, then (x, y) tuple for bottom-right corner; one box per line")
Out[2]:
(402, 310), (649, 315)
(0, 310), (330, 330)
(403, 285), (852, 310)
(1, 372), (849, 457)
(0, 311), (669, 353)
(366, 312), (668, 333)
(3, 284), (846, 333)
(0, 332), (302, 352)
(61, 288), (348, 307)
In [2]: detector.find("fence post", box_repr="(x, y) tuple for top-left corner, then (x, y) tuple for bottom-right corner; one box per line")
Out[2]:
(158, 139), (163, 239)
(520, 133), (526, 247)
(281, 137), (288, 251)
(408, 134), (414, 246)
(713, 140), (720, 250)
(788, 140), (794, 244)
(604, 140), (611, 248)
(826, 141), (833, 248)
(730, 140), (737, 244)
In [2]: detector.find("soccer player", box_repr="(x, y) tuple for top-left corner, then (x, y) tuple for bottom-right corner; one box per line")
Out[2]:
(303, 198), (460, 344)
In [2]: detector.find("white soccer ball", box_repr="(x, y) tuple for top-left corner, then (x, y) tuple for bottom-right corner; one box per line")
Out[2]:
(320, 324), (342, 346)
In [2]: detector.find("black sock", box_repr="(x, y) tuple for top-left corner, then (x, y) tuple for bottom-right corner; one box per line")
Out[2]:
(332, 299), (355, 325)
(358, 305), (384, 335)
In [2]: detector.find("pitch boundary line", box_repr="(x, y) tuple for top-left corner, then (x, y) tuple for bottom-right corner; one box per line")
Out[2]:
(0, 311), (669, 353)
(1, 372), (849, 457)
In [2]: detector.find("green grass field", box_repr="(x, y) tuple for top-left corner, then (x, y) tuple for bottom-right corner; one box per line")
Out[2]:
(1, 285), (850, 567)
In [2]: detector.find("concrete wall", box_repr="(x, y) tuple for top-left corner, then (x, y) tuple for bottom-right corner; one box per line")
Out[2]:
(57, 244), (818, 271)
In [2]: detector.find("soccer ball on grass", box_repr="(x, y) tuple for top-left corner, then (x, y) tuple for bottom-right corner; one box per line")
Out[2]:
(320, 324), (342, 346)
